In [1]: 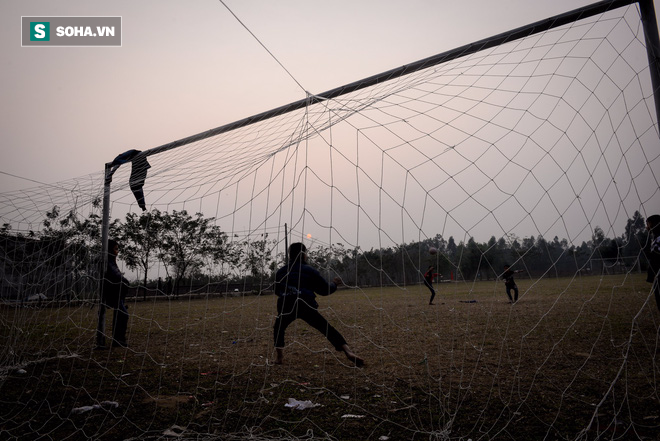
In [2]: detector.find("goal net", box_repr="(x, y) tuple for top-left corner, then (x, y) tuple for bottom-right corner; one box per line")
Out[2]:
(1, 1), (659, 440)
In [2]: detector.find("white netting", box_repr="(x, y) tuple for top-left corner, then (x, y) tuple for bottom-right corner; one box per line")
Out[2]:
(1, 3), (659, 440)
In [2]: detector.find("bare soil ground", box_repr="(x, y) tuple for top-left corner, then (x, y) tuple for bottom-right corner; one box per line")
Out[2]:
(1, 274), (659, 440)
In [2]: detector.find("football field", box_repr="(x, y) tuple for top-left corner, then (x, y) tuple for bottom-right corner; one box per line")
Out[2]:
(1, 273), (658, 440)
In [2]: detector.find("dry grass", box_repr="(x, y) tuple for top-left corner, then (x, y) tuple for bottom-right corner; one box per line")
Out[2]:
(1, 273), (659, 440)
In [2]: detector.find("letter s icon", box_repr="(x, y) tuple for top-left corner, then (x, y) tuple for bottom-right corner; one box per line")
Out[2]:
(35, 24), (46, 39)
(29, 22), (50, 42)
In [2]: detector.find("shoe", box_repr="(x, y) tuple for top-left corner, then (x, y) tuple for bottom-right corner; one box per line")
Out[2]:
(111, 341), (128, 348)
(94, 345), (107, 350)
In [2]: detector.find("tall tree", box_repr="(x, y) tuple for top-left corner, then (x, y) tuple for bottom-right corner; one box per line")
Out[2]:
(118, 209), (163, 298)
(156, 210), (221, 295)
(239, 234), (274, 285)
(623, 210), (647, 258)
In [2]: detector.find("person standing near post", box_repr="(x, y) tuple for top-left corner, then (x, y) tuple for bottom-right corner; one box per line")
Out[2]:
(273, 242), (364, 367)
(96, 239), (130, 349)
(645, 214), (660, 312)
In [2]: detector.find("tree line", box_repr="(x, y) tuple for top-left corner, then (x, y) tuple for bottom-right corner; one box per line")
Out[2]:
(0, 204), (652, 301)
(304, 210), (649, 287)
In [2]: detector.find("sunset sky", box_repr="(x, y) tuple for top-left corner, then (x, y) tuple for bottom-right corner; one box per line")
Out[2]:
(1, 0), (624, 191)
(1, 0), (658, 251)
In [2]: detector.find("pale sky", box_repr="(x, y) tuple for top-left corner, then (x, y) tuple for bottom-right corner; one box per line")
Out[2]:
(1, 0), (621, 190)
(1, 0), (658, 249)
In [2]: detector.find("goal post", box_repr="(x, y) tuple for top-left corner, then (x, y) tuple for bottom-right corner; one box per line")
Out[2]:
(100, 0), (660, 262)
(640, 0), (660, 120)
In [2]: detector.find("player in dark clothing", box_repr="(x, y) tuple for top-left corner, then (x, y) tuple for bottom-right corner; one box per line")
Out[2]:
(645, 214), (660, 312)
(96, 239), (130, 349)
(273, 242), (364, 367)
(424, 266), (439, 305)
(501, 264), (523, 303)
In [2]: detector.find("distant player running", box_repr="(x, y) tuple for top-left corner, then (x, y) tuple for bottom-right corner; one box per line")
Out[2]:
(500, 264), (523, 303)
(424, 266), (439, 305)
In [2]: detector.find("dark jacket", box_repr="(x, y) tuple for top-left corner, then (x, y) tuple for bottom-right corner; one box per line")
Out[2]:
(274, 260), (337, 309)
(502, 270), (517, 288)
(102, 254), (130, 308)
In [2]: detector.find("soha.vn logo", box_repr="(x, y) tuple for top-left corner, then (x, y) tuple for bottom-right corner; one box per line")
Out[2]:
(23, 17), (121, 47)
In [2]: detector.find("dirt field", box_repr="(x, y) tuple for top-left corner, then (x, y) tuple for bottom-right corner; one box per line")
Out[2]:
(1, 274), (659, 440)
